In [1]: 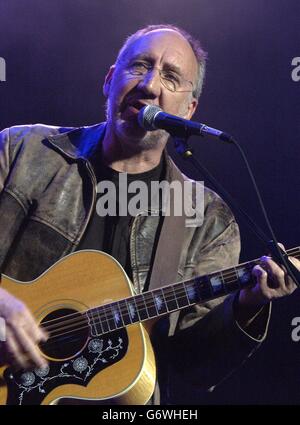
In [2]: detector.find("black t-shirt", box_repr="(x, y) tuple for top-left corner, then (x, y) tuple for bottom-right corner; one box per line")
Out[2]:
(77, 156), (165, 281)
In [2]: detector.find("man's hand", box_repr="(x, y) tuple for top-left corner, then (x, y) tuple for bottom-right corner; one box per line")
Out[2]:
(236, 251), (299, 329)
(0, 288), (48, 370)
(240, 254), (299, 307)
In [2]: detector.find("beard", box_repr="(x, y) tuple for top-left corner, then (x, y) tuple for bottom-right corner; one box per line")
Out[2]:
(116, 120), (168, 150)
(107, 100), (169, 153)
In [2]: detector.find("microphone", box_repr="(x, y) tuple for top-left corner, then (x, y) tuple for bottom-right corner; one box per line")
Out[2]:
(138, 105), (234, 143)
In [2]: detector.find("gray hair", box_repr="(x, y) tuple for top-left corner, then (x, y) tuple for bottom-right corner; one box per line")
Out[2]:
(116, 24), (207, 99)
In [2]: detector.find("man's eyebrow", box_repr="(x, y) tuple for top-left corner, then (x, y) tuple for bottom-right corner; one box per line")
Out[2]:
(128, 54), (183, 76)
(128, 53), (153, 63)
(162, 63), (182, 76)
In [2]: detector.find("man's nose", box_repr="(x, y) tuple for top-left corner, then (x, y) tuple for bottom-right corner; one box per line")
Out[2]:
(137, 68), (162, 98)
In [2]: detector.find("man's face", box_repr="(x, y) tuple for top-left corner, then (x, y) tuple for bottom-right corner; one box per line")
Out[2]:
(104, 29), (198, 151)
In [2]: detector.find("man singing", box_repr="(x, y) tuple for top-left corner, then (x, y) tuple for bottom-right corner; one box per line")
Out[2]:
(0, 24), (298, 404)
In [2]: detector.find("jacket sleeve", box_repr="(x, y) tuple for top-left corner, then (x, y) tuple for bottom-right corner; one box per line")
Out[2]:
(0, 128), (11, 193)
(152, 194), (271, 403)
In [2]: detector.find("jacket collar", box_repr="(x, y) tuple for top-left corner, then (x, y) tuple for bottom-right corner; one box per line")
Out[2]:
(47, 121), (198, 215)
(47, 120), (187, 185)
(47, 122), (107, 160)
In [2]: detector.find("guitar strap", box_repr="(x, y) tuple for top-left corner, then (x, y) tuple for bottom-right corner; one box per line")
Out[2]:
(148, 186), (187, 337)
(148, 212), (186, 292)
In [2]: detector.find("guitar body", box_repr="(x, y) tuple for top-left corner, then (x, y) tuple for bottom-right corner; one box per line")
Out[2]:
(0, 250), (156, 405)
(1, 245), (298, 405)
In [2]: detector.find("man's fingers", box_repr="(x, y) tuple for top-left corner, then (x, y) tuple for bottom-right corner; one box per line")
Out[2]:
(265, 240), (299, 290)
(23, 309), (48, 342)
(5, 328), (32, 370)
(288, 256), (300, 270)
(252, 264), (276, 301)
(0, 289), (48, 370)
(254, 255), (298, 301)
(11, 324), (47, 369)
(260, 256), (287, 291)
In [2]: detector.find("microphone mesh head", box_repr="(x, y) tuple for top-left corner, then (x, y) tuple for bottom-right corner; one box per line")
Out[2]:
(138, 105), (162, 131)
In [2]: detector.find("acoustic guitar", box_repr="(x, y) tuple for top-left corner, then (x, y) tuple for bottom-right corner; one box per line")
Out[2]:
(0, 247), (299, 405)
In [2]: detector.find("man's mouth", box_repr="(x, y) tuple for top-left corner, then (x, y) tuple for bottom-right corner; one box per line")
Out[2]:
(120, 100), (150, 121)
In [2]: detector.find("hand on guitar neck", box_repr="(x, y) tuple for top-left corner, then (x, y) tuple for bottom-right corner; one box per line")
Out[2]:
(235, 248), (300, 330)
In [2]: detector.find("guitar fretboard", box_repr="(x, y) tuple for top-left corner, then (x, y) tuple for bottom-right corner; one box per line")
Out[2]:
(86, 247), (300, 336)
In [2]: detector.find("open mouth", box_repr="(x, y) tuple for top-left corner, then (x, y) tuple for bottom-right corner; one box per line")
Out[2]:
(121, 100), (150, 121)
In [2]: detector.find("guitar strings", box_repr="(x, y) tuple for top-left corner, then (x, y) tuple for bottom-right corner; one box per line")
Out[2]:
(41, 256), (266, 330)
(40, 245), (300, 330)
(39, 248), (300, 343)
(43, 246), (300, 334)
(41, 264), (297, 342)
(42, 275), (300, 345)
(41, 248), (300, 338)
(41, 275), (249, 343)
(40, 267), (246, 329)
(40, 278), (300, 350)
(42, 262), (257, 335)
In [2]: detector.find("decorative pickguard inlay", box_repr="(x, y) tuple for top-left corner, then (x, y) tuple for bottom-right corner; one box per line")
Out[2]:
(4, 329), (128, 405)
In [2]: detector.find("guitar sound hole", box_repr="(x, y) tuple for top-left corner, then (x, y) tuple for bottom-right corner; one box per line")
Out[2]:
(39, 308), (89, 361)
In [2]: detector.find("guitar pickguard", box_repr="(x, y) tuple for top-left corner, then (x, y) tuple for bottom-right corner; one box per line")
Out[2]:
(3, 329), (128, 405)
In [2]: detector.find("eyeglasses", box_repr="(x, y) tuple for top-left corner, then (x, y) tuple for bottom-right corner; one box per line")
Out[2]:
(125, 61), (194, 93)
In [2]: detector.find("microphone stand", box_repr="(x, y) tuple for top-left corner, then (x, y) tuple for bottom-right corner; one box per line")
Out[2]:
(172, 135), (300, 287)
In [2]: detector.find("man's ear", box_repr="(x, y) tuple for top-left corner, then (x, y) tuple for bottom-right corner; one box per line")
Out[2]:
(184, 98), (198, 120)
(103, 65), (116, 97)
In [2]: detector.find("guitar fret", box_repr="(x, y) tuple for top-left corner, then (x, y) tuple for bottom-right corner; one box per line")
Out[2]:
(197, 276), (213, 301)
(162, 287), (178, 312)
(135, 294), (149, 321)
(144, 292), (159, 318)
(220, 270), (226, 293)
(183, 283), (192, 306)
(89, 307), (106, 335)
(152, 289), (168, 315)
(236, 264), (254, 289)
(210, 272), (225, 296)
(184, 280), (196, 304)
(126, 298), (139, 323)
(132, 297), (142, 322)
(110, 302), (123, 329)
(117, 300), (129, 326)
(172, 286), (180, 309)
(122, 299), (133, 325)
(224, 267), (241, 292)
(94, 307), (105, 336)
(86, 310), (98, 336)
(101, 306), (113, 333)
(174, 282), (189, 308)
(160, 288), (169, 312)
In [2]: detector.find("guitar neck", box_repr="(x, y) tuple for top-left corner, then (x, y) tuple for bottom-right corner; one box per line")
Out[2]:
(86, 246), (300, 336)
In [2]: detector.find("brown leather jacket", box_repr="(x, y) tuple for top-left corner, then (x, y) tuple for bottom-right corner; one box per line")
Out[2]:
(0, 123), (269, 404)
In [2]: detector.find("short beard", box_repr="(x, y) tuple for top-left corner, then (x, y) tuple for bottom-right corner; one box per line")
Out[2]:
(115, 120), (169, 153)
(106, 99), (169, 153)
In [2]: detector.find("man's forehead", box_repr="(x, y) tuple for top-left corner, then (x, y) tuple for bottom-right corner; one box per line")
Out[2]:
(124, 29), (195, 62)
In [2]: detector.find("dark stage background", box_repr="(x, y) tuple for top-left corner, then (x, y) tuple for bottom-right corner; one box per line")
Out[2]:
(0, 0), (299, 404)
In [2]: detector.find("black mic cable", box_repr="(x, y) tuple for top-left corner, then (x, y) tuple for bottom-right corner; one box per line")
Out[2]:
(138, 105), (300, 286)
